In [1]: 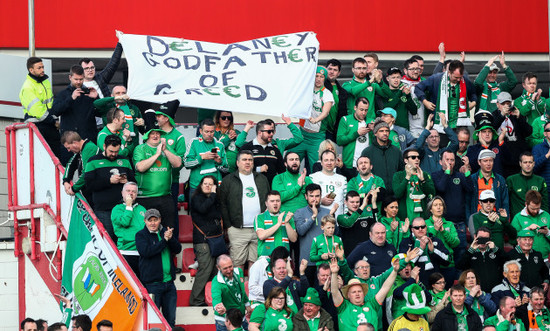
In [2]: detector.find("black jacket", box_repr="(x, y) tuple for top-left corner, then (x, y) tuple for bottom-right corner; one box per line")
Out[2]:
(263, 275), (309, 312)
(240, 140), (285, 184)
(51, 84), (99, 142)
(507, 246), (549, 288)
(456, 246), (506, 293)
(93, 43), (123, 97)
(432, 304), (483, 331)
(324, 78), (349, 136)
(190, 192), (223, 244)
(135, 225), (182, 284)
(399, 234), (450, 285)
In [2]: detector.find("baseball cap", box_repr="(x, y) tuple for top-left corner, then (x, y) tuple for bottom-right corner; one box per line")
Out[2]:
(478, 149), (496, 161)
(496, 92), (512, 104)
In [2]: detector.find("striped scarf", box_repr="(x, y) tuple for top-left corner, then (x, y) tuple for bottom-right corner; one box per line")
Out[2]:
(479, 82), (501, 112)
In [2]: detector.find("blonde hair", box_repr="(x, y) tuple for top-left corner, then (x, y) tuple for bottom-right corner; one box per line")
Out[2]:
(318, 139), (337, 159)
(321, 215), (336, 226)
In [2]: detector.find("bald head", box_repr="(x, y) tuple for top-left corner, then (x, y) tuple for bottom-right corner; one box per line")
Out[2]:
(370, 222), (387, 246)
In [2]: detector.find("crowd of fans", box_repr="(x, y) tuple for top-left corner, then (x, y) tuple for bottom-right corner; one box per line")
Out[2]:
(18, 41), (550, 331)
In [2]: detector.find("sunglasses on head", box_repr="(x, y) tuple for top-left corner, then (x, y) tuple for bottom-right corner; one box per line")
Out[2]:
(220, 116), (233, 121)
(411, 225), (427, 230)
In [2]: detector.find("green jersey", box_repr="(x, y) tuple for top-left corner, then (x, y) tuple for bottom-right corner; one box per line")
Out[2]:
(272, 171), (312, 213)
(337, 114), (369, 168)
(163, 127), (186, 183)
(184, 135), (227, 189)
(527, 115), (548, 147)
(347, 174), (386, 199)
(506, 173), (548, 217)
(484, 311), (526, 331)
(511, 209), (550, 257)
(250, 305), (293, 331)
(381, 88), (418, 130)
(379, 216), (410, 248)
(235, 123), (304, 154)
(342, 78), (391, 120)
(470, 212), (516, 250)
(97, 125), (129, 157)
(63, 139), (99, 192)
(133, 143), (172, 197)
(336, 296), (381, 331)
(211, 268), (249, 321)
(254, 210), (295, 257)
(111, 203), (146, 251)
(310, 234), (344, 265)
(215, 129), (240, 173)
(515, 89), (546, 125)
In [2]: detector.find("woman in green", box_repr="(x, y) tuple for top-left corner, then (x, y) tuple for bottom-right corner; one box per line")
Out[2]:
(425, 196), (459, 268)
(214, 111), (240, 173)
(427, 272), (449, 324)
(458, 269), (497, 323)
(249, 287), (294, 331)
(379, 196), (409, 248)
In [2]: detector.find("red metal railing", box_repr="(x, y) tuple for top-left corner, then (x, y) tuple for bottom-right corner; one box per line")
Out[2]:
(5, 122), (170, 330)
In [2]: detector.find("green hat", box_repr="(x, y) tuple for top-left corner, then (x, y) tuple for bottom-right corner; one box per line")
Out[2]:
(518, 229), (535, 238)
(316, 66), (328, 77)
(392, 253), (414, 268)
(155, 100), (180, 127)
(401, 284), (431, 315)
(301, 287), (321, 306)
(143, 128), (166, 141)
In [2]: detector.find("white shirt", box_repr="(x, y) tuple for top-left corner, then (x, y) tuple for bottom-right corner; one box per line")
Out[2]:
(309, 171), (347, 216)
(239, 172), (261, 227)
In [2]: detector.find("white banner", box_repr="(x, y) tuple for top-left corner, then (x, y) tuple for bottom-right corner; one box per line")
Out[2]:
(119, 32), (319, 119)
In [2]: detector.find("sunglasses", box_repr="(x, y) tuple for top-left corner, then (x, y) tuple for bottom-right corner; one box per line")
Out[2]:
(480, 199), (496, 203)
(261, 130), (274, 134)
(220, 116), (233, 121)
(451, 85), (456, 98)
(408, 155), (420, 160)
(545, 128), (550, 133)
(411, 225), (427, 230)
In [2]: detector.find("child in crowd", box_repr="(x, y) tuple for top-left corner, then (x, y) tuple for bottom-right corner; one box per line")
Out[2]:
(310, 215), (344, 265)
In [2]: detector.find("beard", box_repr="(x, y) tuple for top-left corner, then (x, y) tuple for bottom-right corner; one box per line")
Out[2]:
(287, 165), (300, 174)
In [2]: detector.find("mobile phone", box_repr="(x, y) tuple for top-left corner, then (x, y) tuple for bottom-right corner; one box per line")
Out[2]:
(327, 192), (336, 199)
(476, 237), (489, 244)
(211, 148), (217, 153)
(81, 87), (90, 94)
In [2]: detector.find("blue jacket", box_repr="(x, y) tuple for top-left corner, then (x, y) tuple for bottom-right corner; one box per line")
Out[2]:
(466, 171), (509, 219)
(295, 205), (331, 266)
(466, 141), (510, 176)
(534, 140), (550, 196)
(432, 169), (474, 223)
(416, 127), (459, 174)
(414, 72), (477, 106)
(135, 225), (182, 284)
(393, 125), (416, 151)
(346, 239), (396, 277)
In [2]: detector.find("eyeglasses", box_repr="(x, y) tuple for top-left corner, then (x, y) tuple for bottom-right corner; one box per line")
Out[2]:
(451, 85), (456, 98)
(353, 67), (368, 70)
(408, 155), (420, 160)
(261, 130), (274, 134)
(411, 225), (427, 230)
(83, 66), (95, 71)
(355, 265), (370, 270)
(220, 116), (233, 121)
(480, 199), (496, 203)
(273, 296), (286, 301)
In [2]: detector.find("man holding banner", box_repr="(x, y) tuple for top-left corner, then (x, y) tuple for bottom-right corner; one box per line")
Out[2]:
(291, 66), (333, 173)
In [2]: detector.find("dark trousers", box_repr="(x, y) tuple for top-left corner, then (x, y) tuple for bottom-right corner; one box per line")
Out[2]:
(35, 121), (61, 160)
(189, 243), (216, 306)
(94, 210), (117, 244)
(123, 254), (140, 279)
(137, 195), (177, 229)
(145, 281), (177, 327)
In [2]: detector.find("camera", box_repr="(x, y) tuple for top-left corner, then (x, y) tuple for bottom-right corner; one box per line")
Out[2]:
(81, 87), (91, 94)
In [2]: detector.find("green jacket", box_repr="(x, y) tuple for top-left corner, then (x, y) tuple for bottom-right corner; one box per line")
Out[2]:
(63, 139), (99, 192)
(215, 129), (240, 173)
(425, 216), (460, 267)
(474, 65), (518, 112)
(469, 211), (517, 250)
(163, 127), (186, 184)
(111, 203), (146, 251)
(379, 216), (410, 248)
(506, 173), (548, 217)
(211, 267), (249, 322)
(511, 208), (550, 257)
(392, 170), (435, 221)
(527, 115), (548, 147)
(381, 88), (418, 129)
(361, 140), (404, 193)
(97, 125), (129, 157)
(184, 135), (227, 189)
(236, 123), (303, 154)
(514, 89), (546, 125)
(484, 311), (526, 331)
(342, 78), (391, 121)
(19, 74), (53, 120)
(272, 171), (312, 213)
(93, 97), (143, 152)
(337, 113), (368, 168)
